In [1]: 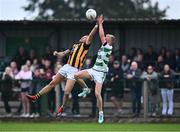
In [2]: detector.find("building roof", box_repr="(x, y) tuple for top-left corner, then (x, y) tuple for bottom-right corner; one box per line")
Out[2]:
(0, 18), (180, 25)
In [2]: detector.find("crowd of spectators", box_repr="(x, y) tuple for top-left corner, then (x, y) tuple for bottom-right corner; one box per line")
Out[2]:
(0, 46), (179, 118)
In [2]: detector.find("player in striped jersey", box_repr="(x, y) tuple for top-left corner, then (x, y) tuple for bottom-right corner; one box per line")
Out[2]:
(26, 24), (98, 116)
(74, 15), (115, 123)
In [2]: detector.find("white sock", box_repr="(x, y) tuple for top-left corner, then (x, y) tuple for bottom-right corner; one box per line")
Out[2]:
(99, 111), (103, 115)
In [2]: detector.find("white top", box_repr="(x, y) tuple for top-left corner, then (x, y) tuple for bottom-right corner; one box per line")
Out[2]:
(93, 43), (112, 72)
(15, 70), (32, 88)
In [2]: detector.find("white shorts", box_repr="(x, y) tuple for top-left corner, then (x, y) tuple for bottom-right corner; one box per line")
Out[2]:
(86, 68), (107, 84)
(58, 64), (79, 80)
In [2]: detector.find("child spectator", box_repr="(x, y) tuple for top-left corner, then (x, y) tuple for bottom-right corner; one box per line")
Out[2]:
(15, 64), (32, 117)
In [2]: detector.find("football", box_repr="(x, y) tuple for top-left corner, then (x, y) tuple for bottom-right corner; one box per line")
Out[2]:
(86, 9), (97, 20)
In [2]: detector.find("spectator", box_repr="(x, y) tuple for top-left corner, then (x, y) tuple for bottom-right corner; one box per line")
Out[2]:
(43, 59), (55, 114)
(155, 55), (164, 73)
(109, 60), (124, 116)
(25, 60), (31, 68)
(144, 45), (157, 66)
(141, 65), (159, 116)
(159, 64), (175, 116)
(159, 47), (167, 58)
(30, 58), (39, 73)
(108, 54), (115, 71)
(39, 58), (45, 69)
(126, 61), (142, 116)
(136, 48), (143, 56)
(29, 68), (42, 118)
(175, 48), (180, 72)
(10, 61), (18, 76)
(83, 58), (92, 69)
(71, 83), (81, 116)
(13, 47), (28, 70)
(1, 67), (13, 117)
(15, 64), (32, 117)
(134, 54), (145, 71)
(120, 55), (130, 73)
(164, 50), (176, 70)
(53, 62), (67, 115)
(28, 48), (37, 63)
(128, 48), (136, 61)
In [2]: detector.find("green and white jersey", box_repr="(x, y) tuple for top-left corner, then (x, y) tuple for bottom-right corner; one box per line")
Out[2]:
(93, 43), (112, 72)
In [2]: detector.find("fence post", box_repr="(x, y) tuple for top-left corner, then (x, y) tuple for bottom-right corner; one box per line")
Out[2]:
(143, 81), (148, 118)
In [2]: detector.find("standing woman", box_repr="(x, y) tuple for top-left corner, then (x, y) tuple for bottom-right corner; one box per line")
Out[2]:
(15, 65), (32, 117)
(160, 64), (175, 116)
(1, 67), (13, 117)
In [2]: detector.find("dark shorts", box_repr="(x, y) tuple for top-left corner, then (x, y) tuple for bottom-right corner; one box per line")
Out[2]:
(21, 87), (29, 92)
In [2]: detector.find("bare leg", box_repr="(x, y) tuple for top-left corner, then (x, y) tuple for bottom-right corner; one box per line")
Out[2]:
(74, 70), (92, 88)
(38, 73), (65, 95)
(95, 82), (103, 112)
(61, 79), (75, 108)
(24, 93), (30, 114)
(21, 92), (26, 114)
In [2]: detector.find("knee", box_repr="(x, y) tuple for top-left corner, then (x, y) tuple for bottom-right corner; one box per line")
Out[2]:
(64, 89), (71, 95)
(74, 73), (79, 80)
(95, 91), (101, 98)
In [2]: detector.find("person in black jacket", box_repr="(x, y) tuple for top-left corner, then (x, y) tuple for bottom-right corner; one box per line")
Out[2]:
(108, 60), (124, 115)
(1, 67), (13, 116)
(159, 64), (174, 116)
(126, 61), (142, 116)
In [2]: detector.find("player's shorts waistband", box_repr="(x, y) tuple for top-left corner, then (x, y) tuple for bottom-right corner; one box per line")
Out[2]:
(66, 64), (80, 71)
(67, 64), (81, 70)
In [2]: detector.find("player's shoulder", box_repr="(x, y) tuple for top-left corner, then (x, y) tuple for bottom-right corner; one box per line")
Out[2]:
(102, 42), (112, 49)
(82, 42), (91, 49)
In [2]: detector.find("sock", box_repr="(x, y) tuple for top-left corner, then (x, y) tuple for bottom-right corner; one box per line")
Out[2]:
(35, 93), (41, 99)
(99, 111), (103, 115)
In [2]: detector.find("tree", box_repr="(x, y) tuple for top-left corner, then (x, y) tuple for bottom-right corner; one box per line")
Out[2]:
(23, 0), (167, 20)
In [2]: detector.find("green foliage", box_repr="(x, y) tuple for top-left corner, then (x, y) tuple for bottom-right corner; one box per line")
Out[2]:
(23, 0), (167, 19)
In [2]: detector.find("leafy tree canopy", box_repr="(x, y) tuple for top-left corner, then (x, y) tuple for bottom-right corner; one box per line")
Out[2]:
(23, 0), (167, 19)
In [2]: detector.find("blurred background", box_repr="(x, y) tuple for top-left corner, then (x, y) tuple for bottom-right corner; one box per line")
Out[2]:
(0, 0), (179, 122)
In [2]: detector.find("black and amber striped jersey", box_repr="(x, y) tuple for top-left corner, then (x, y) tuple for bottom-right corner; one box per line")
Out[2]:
(67, 42), (90, 69)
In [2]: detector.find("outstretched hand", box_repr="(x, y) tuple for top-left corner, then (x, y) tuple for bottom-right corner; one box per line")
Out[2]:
(53, 51), (63, 57)
(53, 51), (58, 56)
(97, 15), (104, 24)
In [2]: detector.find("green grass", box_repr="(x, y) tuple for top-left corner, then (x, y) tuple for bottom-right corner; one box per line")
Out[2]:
(0, 122), (180, 131)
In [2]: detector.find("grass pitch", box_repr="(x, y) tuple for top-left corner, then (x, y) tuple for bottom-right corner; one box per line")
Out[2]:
(0, 122), (180, 131)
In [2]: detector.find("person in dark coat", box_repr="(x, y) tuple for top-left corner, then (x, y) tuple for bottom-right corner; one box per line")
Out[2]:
(1, 67), (13, 116)
(159, 64), (175, 116)
(126, 61), (142, 116)
(108, 60), (124, 115)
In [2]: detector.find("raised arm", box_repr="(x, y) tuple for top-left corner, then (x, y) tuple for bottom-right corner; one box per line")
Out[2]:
(86, 24), (98, 45)
(53, 49), (70, 58)
(97, 15), (106, 44)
